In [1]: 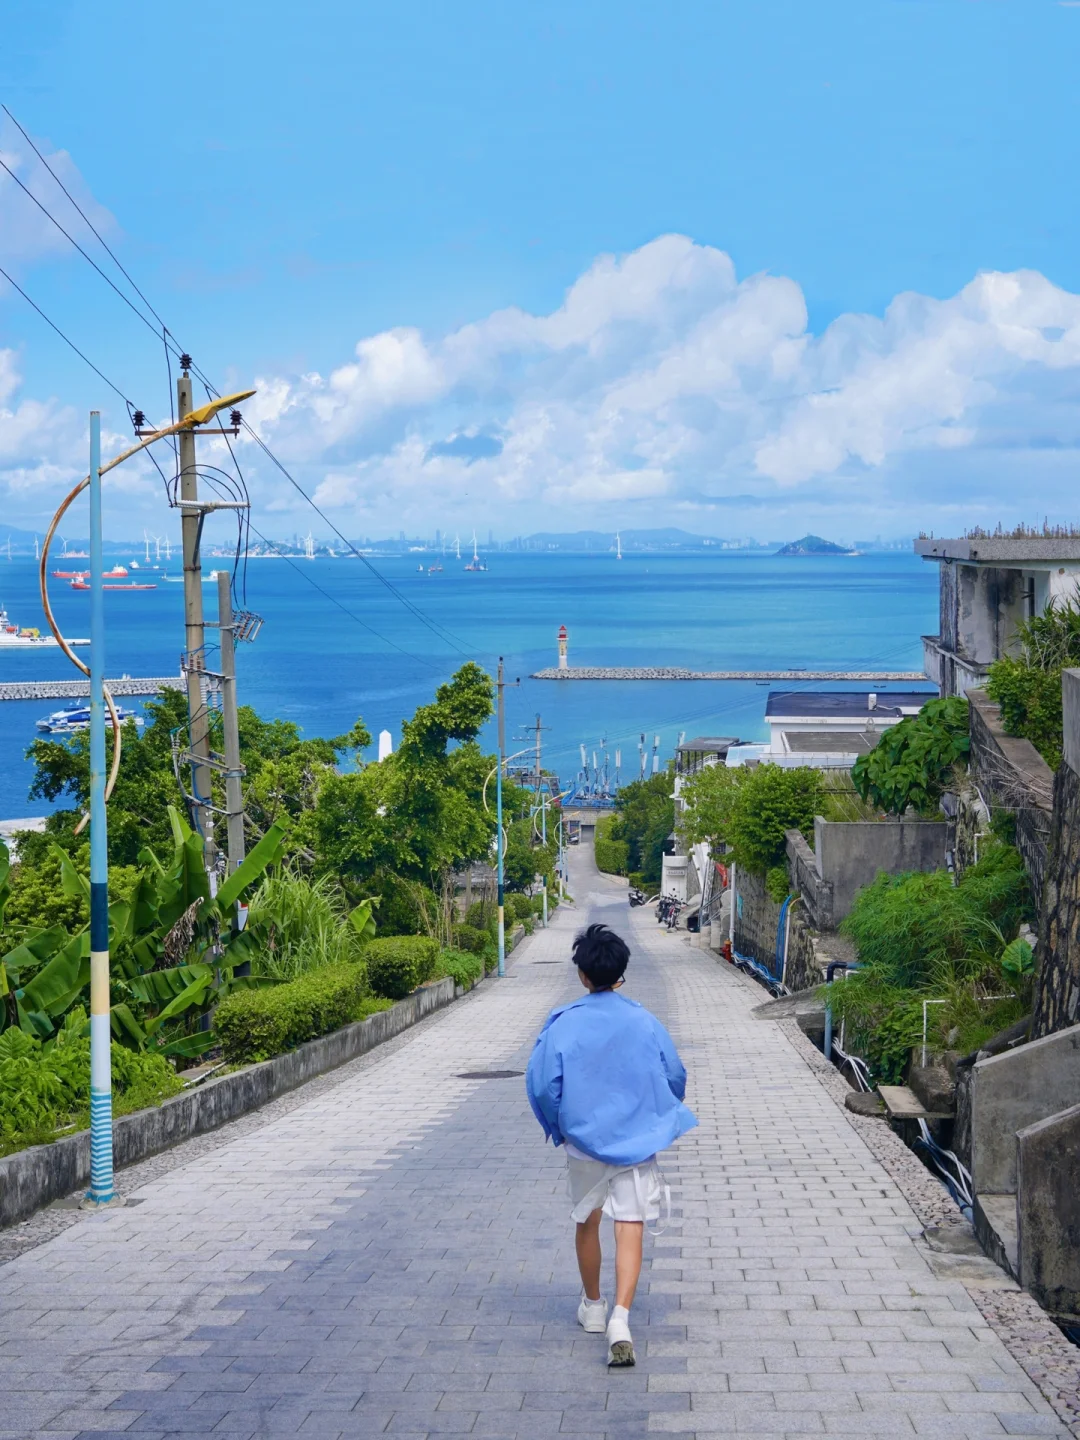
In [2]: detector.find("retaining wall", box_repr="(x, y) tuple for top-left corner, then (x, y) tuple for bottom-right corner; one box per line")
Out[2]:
(1017, 1101), (1080, 1317)
(970, 1023), (1080, 1196)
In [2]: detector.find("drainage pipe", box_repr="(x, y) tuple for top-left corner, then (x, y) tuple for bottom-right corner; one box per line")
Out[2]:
(823, 960), (851, 1061)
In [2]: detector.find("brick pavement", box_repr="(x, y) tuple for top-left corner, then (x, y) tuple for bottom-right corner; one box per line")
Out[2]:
(0, 845), (1070, 1439)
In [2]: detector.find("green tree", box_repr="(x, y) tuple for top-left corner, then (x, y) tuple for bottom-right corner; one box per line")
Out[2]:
(610, 772), (674, 888)
(681, 762), (823, 875)
(852, 697), (970, 815)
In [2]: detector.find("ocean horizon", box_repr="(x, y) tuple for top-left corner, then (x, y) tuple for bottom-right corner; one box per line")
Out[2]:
(0, 549), (938, 822)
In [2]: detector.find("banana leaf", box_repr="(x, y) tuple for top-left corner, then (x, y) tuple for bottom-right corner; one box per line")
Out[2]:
(128, 963), (212, 1007)
(142, 972), (214, 1034)
(347, 897), (378, 943)
(19, 933), (89, 1016)
(53, 844), (91, 900)
(1, 926), (69, 983)
(109, 1003), (146, 1047)
(215, 821), (289, 912)
(109, 899), (133, 946)
(160, 1030), (219, 1060)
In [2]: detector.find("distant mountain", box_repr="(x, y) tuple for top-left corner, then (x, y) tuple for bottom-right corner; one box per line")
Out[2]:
(776, 534), (857, 556)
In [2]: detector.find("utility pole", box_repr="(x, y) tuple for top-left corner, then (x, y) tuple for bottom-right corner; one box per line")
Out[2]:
(177, 360), (214, 862)
(495, 658), (519, 976)
(534, 713), (549, 928)
(216, 571), (246, 874)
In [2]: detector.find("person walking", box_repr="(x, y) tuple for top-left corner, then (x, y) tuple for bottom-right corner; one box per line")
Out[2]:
(525, 923), (697, 1366)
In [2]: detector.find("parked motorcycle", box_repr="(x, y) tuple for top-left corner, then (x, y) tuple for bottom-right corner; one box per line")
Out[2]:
(628, 887), (647, 907)
(655, 893), (682, 929)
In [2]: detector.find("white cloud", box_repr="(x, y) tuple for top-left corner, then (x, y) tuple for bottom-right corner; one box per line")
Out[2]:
(0, 116), (116, 274)
(8, 235), (1080, 536)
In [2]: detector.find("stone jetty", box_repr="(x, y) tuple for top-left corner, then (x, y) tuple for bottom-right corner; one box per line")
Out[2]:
(532, 665), (928, 681)
(0, 676), (185, 702)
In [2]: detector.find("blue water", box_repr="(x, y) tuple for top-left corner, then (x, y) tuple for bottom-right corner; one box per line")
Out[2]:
(0, 550), (938, 820)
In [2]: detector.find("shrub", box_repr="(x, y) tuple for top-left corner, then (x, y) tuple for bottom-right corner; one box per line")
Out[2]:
(507, 894), (533, 922)
(364, 935), (439, 1000)
(852, 697), (970, 815)
(247, 869), (373, 981)
(594, 814), (629, 875)
(985, 594), (1080, 768)
(828, 842), (1034, 1082)
(465, 899), (496, 934)
(435, 949), (484, 988)
(610, 772), (673, 887)
(0, 1019), (182, 1157)
(215, 964), (387, 1064)
(452, 923), (488, 954)
(766, 866), (790, 903)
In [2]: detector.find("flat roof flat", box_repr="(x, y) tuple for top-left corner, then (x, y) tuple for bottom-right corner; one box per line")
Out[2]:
(676, 736), (740, 752)
(914, 537), (1080, 563)
(765, 691), (934, 719)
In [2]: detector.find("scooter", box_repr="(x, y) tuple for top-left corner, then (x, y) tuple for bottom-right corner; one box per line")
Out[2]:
(628, 887), (647, 907)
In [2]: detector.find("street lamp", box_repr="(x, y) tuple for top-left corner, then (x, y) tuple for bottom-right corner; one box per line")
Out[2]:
(43, 390), (254, 1209)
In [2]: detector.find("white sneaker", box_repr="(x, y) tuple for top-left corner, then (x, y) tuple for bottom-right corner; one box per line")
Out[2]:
(606, 1305), (635, 1367)
(576, 1295), (608, 1333)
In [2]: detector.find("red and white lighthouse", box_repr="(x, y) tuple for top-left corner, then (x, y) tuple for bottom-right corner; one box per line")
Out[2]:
(557, 624), (568, 671)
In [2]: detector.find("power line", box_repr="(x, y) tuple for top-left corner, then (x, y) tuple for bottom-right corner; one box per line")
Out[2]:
(240, 420), (481, 658)
(0, 149), (176, 353)
(0, 261), (135, 406)
(244, 518), (441, 669)
(2, 105), (174, 340)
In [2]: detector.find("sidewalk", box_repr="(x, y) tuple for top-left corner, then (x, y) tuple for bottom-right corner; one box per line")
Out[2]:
(0, 847), (1071, 1439)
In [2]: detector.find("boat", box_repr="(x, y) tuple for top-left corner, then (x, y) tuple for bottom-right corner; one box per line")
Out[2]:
(69, 578), (157, 591)
(428, 562), (443, 574)
(36, 703), (144, 734)
(52, 569), (90, 579)
(103, 565), (129, 579)
(0, 605), (89, 648)
(463, 530), (488, 572)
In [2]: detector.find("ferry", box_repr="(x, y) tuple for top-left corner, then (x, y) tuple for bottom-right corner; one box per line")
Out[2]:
(36, 703), (144, 735)
(0, 605), (89, 648)
(70, 578), (157, 591)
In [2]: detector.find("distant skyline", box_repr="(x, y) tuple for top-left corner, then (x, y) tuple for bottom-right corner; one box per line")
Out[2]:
(3, 2), (1080, 541)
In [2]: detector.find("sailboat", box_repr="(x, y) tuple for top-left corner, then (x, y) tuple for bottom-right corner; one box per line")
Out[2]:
(463, 530), (488, 572)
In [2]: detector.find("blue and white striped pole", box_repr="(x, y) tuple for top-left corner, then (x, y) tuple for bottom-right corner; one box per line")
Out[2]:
(86, 410), (115, 1206)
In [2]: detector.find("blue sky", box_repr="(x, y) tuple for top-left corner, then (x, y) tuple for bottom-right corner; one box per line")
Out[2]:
(2, 0), (1080, 541)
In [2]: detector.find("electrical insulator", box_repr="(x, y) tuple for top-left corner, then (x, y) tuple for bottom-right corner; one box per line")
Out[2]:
(132, 410), (146, 430)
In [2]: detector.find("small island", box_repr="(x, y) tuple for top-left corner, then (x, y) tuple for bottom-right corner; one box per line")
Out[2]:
(775, 534), (857, 556)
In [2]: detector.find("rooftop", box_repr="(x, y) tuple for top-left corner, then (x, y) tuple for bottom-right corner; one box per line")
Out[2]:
(676, 735), (740, 754)
(765, 690), (934, 721)
(914, 536), (1080, 564)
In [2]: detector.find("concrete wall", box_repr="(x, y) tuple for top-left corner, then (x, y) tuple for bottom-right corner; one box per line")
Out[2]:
(970, 1023), (1080, 1195)
(812, 816), (950, 926)
(1063, 668), (1080, 777)
(1017, 1101), (1080, 1317)
(0, 974), (469, 1231)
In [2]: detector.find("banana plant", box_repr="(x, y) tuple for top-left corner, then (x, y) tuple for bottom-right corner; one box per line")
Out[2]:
(0, 810), (289, 1054)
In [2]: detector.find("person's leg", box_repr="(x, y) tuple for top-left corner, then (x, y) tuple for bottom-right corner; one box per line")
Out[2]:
(613, 1220), (644, 1310)
(575, 1209), (603, 1301)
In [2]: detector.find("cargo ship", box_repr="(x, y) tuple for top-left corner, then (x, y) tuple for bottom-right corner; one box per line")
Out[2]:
(0, 605), (89, 648)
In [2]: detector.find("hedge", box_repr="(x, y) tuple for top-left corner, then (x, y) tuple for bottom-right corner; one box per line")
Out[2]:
(594, 814), (629, 875)
(507, 893), (533, 923)
(215, 965), (389, 1064)
(365, 935), (439, 1000)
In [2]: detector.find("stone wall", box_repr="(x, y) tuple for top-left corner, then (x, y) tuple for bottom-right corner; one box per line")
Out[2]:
(1033, 669), (1080, 1038)
(966, 689), (1054, 903)
(731, 866), (783, 973)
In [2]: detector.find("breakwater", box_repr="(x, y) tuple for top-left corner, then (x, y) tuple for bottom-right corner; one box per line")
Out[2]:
(531, 667), (928, 682)
(0, 677), (185, 702)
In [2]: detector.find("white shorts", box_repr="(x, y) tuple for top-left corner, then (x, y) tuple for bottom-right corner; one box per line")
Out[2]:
(566, 1153), (662, 1224)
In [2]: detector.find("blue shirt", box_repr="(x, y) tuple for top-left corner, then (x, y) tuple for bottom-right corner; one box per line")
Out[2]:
(525, 990), (698, 1166)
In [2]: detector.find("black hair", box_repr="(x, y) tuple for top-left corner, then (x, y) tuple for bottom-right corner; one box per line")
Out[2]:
(572, 923), (630, 990)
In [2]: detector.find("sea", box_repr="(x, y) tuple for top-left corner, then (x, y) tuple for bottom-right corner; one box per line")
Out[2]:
(0, 550), (938, 822)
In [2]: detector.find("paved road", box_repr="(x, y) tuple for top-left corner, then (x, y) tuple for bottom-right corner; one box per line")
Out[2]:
(0, 845), (1068, 1439)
